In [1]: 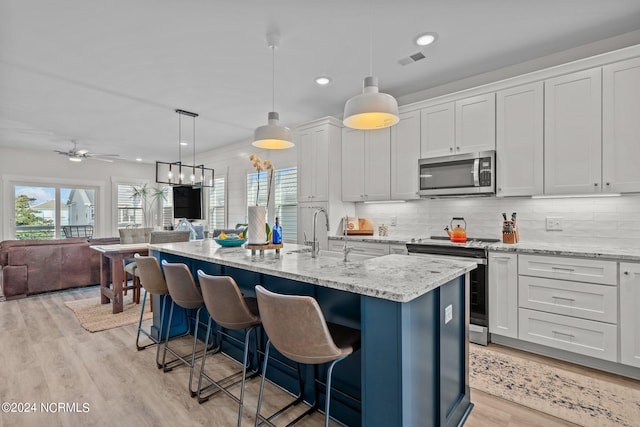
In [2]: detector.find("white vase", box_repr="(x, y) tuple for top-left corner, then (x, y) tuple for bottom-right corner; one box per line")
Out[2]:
(247, 206), (266, 244)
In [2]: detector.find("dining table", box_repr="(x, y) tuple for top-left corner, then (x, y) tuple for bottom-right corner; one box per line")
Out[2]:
(90, 243), (149, 314)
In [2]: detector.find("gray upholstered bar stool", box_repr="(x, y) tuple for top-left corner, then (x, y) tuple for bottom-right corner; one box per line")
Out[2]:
(196, 271), (261, 426)
(132, 254), (170, 363)
(254, 285), (361, 427)
(161, 260), (210, 396)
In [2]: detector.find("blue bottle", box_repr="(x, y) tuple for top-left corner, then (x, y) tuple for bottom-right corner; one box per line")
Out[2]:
(272, 217), (282, 244)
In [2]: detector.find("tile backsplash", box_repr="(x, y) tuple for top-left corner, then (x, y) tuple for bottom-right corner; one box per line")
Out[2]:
(355, 195), (640, 246)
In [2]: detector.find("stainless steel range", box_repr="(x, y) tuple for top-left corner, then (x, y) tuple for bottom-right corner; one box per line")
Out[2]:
(406, 236), (500, 345)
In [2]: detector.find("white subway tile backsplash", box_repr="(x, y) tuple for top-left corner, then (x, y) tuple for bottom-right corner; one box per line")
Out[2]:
(355, 195), (640, 244)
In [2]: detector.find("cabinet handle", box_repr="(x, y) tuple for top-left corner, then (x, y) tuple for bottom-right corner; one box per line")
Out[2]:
(552, 295), (575, 302)
(606, 182), (610, 186)
(551, 266), (575, 272)
(594, 183), (598, 187)
(449, 147), (453, 152)
(552, 330), (575, 338)
(351, 248), (366, 252)
(456, 146), (460, 151)
(624, 271), (630, 275)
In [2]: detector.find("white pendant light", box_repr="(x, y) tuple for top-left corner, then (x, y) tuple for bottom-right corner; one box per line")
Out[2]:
(343, 3), (399, 130)
(253, 32), (294, 150)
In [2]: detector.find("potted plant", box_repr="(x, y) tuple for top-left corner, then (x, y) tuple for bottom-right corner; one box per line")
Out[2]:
(130, 184), (168, 229)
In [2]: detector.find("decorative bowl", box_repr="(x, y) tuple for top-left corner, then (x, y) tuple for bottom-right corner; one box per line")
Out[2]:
(214, 237), (246, 247)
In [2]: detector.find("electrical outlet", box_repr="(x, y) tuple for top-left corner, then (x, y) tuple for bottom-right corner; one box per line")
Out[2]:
(546, 216), (563, 231)
(390, 216), (397, 226)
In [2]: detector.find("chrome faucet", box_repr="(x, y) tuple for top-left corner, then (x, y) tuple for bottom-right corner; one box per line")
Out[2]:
(342, 215), (352, 262)
(311, 208), (330, 258)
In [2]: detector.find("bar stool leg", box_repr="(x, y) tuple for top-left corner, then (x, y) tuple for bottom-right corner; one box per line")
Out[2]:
(255, 340), (272, 427)
(237, 327), (255, 427)
(161, 300), (176, 369)
(188, 307), (203, 397)
(323, 356), (346, 427)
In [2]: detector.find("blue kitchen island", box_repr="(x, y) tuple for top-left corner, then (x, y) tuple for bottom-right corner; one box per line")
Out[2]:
(149, 240), (477, 427)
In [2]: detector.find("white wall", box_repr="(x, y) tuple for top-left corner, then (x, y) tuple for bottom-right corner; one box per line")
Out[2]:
(196, 139), (297, 228)
(0, 147), (155, 240)
(355, 195), (640, 246)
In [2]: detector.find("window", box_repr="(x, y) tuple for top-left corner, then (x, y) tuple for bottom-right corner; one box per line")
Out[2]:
(246, 167), (297, 242)
(13, 184), (96, 240)
(208, 177), (226, 230)
(116, 184), (144, 228)
(274, 167), (297, 241)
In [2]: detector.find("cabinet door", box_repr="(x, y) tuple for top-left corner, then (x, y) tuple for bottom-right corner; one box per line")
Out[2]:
(620, 262), (640, 368)
(297, 126), (329, 201)
(496, 82), (544, 196)
(603, 57), (640, 194)
(297, 202), (329, 250)
(363, 128), (391, 201)
(455, 93), (496, 154)
(544, 68), (602, 194)
(488, 252), (518, 338)
(391, 110), (420, 200)
(341, 128), (365, 201)
(420, 102), (455, 158)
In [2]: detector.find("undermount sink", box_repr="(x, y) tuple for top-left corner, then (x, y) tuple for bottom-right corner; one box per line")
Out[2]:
(286, 248), (373, 262)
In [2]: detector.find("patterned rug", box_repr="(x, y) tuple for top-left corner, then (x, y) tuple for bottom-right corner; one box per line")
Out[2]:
(469, 344), (640, 426)
(65, 293), (151, 332)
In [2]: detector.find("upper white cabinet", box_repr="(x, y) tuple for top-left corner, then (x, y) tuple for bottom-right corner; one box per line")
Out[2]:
(297, 118), (342, 202)
(488, 252), (518, 339)
(603, 57), (640, 193)
(620, 262), (640, 368)
(391, 110), (420, 200)
(496, 82), (544, 196)
(341, 127), (391, 202)
(455, 93), (496, 154)
(420, 102), (455, 157)
(544, 69), (602, 195)
(420, 94), (495, 158)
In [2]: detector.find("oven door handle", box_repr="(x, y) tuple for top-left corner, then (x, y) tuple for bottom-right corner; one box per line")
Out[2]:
(408, 252), (487, 265)
(472, 158), (480, 187)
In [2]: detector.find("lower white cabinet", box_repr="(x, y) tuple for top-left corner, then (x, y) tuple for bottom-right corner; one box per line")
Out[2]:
(488, 252), (518, 339)
(389, 244), (408, 255)
(620, 262), (640, 368)
(328, 240), (403, 257)
(518, 308), (617, 362)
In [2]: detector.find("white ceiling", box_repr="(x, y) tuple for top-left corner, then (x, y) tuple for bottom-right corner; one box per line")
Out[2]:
(2, 0), (640, 163)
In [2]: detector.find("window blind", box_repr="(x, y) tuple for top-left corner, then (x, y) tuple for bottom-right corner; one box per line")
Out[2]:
(275, 167), (297, 242)
(116, 184), (143, 228)
(208, 177), (225, 230)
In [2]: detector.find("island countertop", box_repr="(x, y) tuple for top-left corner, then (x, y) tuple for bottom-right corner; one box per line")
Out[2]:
(149, 240), (476, 303)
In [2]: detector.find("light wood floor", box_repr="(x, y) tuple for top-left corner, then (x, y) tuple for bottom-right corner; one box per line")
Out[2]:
(0, 286), (595, 427)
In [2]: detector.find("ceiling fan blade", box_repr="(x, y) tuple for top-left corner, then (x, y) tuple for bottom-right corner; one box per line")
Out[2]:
(90, 157), (115, 162)
(76, 149), (89, 155)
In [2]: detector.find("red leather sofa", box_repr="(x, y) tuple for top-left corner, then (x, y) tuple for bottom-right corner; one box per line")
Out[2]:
(0, 237), (119, 299)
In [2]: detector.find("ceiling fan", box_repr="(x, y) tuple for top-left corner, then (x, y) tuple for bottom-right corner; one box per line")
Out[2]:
(54, 141), (119, 162)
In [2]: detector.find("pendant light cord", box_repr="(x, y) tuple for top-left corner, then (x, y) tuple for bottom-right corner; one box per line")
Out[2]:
(369, 0), (373, 76)
(272, 44), (276, 112)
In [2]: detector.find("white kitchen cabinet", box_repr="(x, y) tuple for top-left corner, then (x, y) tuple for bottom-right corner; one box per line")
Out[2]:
(328, 239), (390, 257)
(518, 254), (617, 285)
(420, 102), (455, 158)
(455, 93), (496, 154)
(297, 202), (329, 250)
(341, 127), (390, 202)
(488, 252), (518, 339)
(603, 57), (640, 194)
(496, 82), (544, 196)
(544, 68), (602, 195)
(389, 244), (408, 255)
(297, 118), (342, 202)
(620, 262), (640, 368)
(390, 110), (420, 200)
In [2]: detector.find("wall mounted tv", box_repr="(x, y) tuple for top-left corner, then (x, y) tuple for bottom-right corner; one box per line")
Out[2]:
(172, 185), (202, 219)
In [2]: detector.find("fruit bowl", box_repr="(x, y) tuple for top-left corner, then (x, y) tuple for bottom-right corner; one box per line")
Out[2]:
(214, 237), (246, 247)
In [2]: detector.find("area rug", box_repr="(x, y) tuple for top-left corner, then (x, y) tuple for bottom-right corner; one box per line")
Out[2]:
(469, 344), (640, 426)
(65, 293), (151, 332)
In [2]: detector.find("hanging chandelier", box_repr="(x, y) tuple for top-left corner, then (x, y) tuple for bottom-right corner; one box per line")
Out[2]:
(155, 109), (214, 188)
(252, 32), (294, 149)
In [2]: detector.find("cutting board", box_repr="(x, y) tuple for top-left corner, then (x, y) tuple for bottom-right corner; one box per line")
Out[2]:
(347, 218), (374, 235)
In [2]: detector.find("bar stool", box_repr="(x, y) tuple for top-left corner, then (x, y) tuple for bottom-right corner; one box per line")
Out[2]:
(132, 254), (170, 365)
(161, 260), (210, 396)
(196, 271), (261, 426)
(254, 285), (361, 427)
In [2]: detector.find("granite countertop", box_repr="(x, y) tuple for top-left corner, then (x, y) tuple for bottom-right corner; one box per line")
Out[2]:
(149, 240), (476, 303)
(488, 241), (640, 262)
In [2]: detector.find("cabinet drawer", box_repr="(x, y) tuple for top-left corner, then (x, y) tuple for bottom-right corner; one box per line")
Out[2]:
(389, 244), (408, 255)
(350, 241), (390, 257)
(518, 276), (617, 323)
(518, 308), (617, 361)
(328, 239), (346, 252)
(518, 254), (616, 285)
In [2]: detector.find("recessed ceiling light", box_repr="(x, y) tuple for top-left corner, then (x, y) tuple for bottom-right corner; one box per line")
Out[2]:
(135, 158), (142, 162)
(415, 32), (438, 47)
(315, 76), (332, 86)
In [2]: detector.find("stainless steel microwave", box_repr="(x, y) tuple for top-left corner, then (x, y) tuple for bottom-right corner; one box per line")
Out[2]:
(418, 150), (495, 197)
